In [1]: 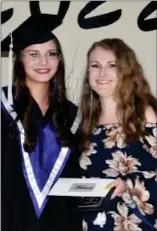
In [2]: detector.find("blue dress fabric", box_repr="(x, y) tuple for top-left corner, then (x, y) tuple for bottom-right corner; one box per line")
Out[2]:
(80, 123), (157, 231)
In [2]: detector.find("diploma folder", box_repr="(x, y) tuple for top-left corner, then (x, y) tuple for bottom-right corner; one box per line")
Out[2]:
(48, 178), (114, 197)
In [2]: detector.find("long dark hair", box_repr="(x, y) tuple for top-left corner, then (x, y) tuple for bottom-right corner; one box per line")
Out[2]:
(80, 38), (157, 151)
(13, 37), (70, 152)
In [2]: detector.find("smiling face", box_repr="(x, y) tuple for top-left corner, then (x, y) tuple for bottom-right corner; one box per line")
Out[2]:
(21, 39), (60, 85)
(88, 46), (118, 98)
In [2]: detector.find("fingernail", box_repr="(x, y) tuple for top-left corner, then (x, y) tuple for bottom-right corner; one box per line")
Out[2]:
(104, 185), (110, 190)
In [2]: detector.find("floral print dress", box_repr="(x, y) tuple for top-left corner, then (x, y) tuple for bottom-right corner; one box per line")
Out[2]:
(79, 123), (157, 231)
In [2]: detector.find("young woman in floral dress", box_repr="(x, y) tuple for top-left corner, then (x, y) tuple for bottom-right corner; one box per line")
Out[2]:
(79, 38), (157, 231)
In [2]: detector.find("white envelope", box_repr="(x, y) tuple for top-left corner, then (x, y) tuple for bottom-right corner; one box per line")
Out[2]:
(48, 178), (114, 197)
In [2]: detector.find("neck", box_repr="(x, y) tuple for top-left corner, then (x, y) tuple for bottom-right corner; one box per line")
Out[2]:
(98, 96), (119, 124)
(26, 80), (50, 114)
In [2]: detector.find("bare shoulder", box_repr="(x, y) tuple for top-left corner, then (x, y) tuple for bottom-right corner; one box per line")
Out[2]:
(145, 106), (157, 123)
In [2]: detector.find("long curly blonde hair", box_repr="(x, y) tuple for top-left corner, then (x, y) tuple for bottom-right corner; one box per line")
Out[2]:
(80, 38), (157, 150)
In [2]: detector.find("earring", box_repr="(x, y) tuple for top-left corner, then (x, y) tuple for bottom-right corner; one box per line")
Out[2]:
(88, 89), (93, 126)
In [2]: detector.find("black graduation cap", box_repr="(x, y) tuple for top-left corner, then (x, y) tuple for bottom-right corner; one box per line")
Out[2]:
(1, 13), (62, 52)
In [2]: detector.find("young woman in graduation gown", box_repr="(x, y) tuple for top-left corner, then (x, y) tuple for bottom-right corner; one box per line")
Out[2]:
(1, 15), (81, 231)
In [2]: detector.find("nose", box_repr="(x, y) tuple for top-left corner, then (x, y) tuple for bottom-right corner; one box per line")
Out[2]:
(99, 66), (108, 77)
(38, 55), (48, 66)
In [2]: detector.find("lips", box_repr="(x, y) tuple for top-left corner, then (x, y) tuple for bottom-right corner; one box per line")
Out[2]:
(35, 69), (50, 74)
(97, 80), (112, 84)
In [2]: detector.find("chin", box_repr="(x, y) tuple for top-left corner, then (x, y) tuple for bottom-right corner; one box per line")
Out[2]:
(98, 92), (114, 98)
(33, 74), (54, 81)
(28, 77), (52, 84)
(36, 79), (53, 84)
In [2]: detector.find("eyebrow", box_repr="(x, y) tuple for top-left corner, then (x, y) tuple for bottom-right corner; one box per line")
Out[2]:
(89, 60), (116, 63)
(108, 60), (116, 63)
(25, 49), (58, 52)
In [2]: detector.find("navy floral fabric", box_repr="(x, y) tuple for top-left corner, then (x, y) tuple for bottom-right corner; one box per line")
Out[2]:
(80, 123), (157, 231)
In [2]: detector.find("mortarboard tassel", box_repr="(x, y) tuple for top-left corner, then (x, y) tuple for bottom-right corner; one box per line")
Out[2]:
(8, 33), (13, 105)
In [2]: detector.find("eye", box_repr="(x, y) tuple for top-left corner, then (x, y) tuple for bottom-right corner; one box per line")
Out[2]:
(29, 52), (38, 58)
(90, 64), (100, 68)
(109, 63), (116, 68)
(47, 51), (59, 57)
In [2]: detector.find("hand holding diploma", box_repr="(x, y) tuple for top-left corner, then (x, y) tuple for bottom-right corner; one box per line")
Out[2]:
(107, 178), (126, 200)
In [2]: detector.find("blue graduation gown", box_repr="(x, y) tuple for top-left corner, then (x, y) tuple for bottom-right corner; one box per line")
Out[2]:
(1, 88), (82, 231)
